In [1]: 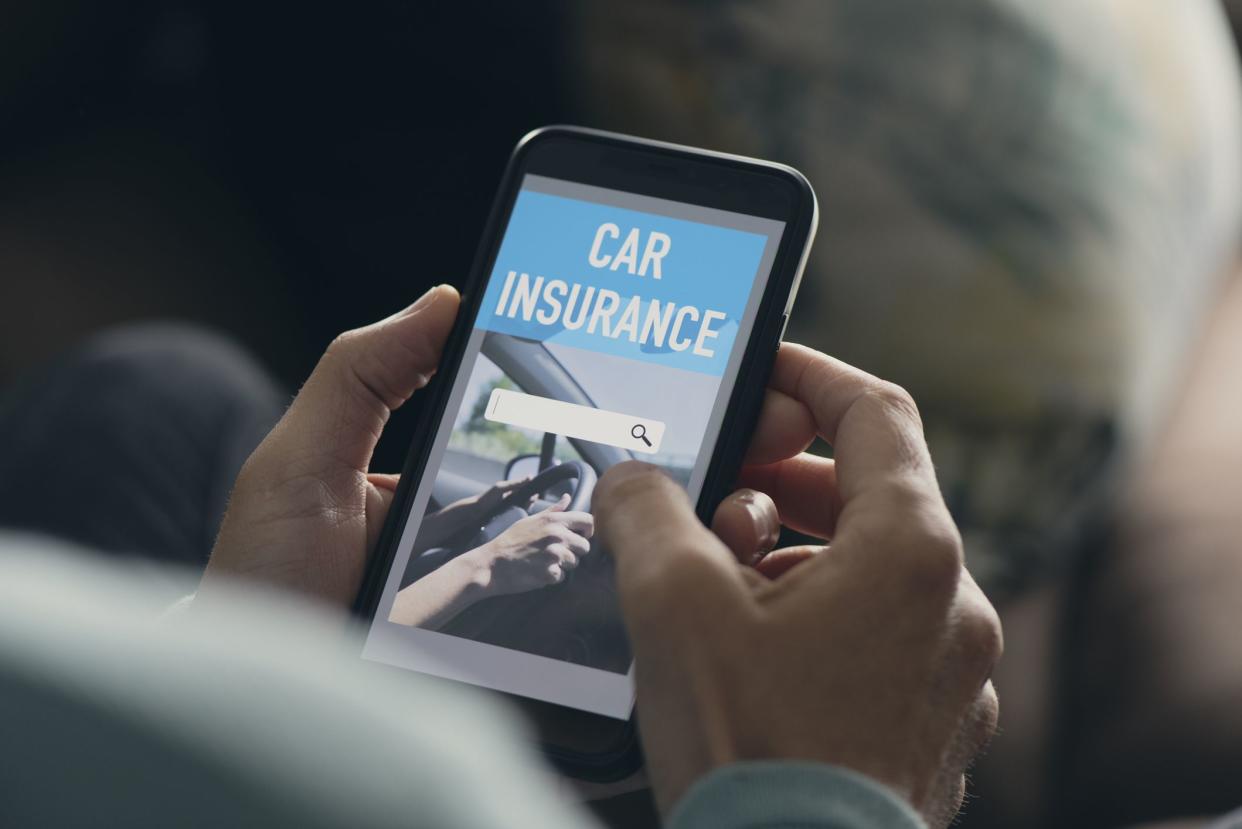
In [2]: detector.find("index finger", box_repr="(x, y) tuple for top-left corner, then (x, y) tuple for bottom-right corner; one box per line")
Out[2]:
(550, 510), (595, 538)
(593, 463), (742, 613)
(769, 344), (936, 504)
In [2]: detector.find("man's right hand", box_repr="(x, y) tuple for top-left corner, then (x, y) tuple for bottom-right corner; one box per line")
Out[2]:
(592, 344), (1002, 828)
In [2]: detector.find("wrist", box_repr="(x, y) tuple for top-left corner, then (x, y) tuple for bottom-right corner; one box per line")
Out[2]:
(454, 546), (498, 596)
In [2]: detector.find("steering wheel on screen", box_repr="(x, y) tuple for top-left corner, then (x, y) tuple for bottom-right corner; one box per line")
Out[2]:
(404, 460), (598, 587)
(508, 460), (595, 513)
(473, 459), (596, 550)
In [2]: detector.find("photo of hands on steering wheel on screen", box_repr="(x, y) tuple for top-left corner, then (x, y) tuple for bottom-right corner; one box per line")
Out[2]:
(391, 475), (596, 630)
(385, 330), (714, 673)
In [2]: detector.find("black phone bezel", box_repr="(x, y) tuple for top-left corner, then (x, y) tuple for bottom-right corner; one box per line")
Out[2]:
(353, 125), (817, 780)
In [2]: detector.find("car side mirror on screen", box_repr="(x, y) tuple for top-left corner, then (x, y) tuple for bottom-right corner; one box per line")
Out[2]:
(505, 453), (543, 481)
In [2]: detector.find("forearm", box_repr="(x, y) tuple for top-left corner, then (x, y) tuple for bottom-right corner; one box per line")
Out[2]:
(413, 503), (481, 553)
(388, 552), (492, 629)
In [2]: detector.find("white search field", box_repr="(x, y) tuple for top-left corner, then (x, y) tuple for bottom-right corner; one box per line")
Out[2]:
(484, 388), (665, 455)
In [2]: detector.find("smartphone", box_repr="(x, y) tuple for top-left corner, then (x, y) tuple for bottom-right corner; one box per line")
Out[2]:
(355, 126), (817, 778)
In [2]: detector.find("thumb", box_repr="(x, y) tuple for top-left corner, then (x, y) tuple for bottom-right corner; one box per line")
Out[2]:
(543, 492), (571, 513)
(268, 285), (459, 476)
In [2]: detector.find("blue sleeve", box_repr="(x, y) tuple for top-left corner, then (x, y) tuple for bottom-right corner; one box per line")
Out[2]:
(666, 762), (925, 829)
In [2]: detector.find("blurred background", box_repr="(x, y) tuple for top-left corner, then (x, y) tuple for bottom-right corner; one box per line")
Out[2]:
(0, 1), (571, 468)
(3, 2), (1242, 827)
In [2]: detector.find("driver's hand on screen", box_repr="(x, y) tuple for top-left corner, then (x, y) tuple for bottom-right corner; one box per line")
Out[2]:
(437, 477), (536, 516)
(388, 493), (593, 630)
(200, 285), (460, 607)
(593, 344), (1001, 829)
(416, 477), (538, 552)
(473, 478), (539, 513)
(462, 493), (595, 595)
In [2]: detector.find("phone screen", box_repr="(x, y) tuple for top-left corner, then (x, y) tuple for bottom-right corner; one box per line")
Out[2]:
(362, 173), (786, 719)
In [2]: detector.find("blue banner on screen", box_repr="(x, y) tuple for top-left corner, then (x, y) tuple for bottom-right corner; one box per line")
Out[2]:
(477, 189), (770, 376)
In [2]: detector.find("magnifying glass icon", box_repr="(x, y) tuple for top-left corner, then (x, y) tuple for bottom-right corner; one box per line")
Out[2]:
(631, 423), (653, 447)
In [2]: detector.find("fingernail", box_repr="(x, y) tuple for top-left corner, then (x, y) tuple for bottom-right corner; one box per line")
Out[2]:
(741, 494), (779, 551)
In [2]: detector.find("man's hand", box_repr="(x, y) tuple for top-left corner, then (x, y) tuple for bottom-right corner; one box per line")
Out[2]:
(593, 344), (1002, 828)
(201, 285), (460, 607)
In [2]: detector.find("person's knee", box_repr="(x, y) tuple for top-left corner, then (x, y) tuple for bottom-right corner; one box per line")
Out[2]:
(0, 323), (287, 565)
(75, 323), (284, 417)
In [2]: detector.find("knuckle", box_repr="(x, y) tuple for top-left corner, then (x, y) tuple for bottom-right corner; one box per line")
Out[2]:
(324, 328), (402, 410)
(979, 682), (1000, 734)
(326, 329), (363, 358)
(918, 525), (965, 591)
(958, 600), (1004, 673)
(969, 682), (1001, 753)
(889, 511), (963, 596)
(863, 380), (922, 425)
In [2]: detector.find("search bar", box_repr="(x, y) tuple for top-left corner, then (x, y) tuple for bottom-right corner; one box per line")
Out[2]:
(484, 388), (665, 455)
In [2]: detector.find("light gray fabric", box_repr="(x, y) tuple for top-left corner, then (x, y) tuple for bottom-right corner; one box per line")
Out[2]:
(668, 762), (924, 829)
(0, 533), (925, 829)
(1208, 806), (1242, 829)
(0, 533), (589, 829)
